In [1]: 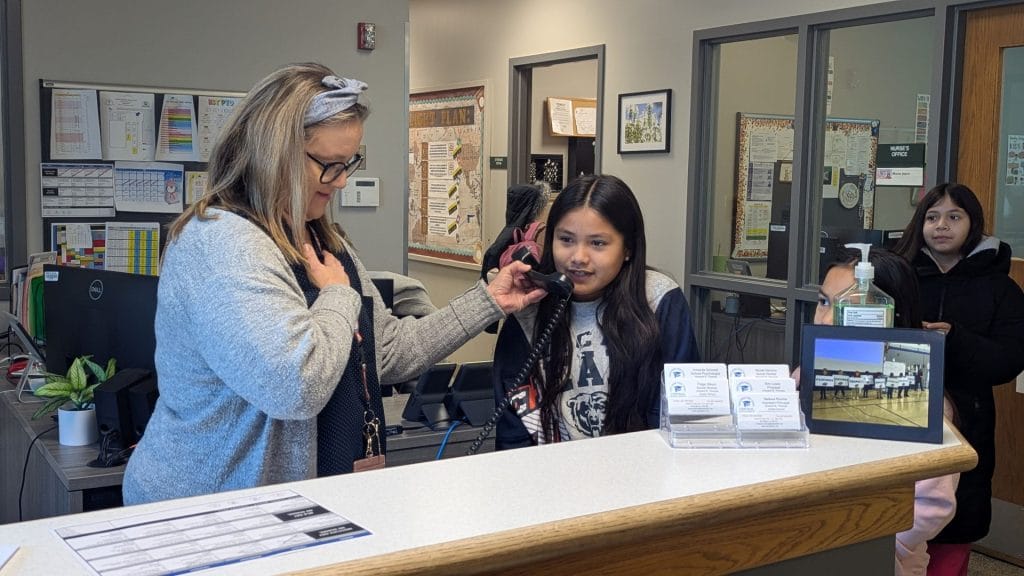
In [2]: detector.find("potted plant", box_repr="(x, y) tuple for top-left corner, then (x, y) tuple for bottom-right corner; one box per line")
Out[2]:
(32, 355), (116, 446)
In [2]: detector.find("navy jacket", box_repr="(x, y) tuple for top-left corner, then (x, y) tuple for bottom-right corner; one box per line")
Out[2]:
(493, 273), (700, 450)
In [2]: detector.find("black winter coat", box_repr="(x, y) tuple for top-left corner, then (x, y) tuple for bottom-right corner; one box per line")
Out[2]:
(914, 238), (1024, 544)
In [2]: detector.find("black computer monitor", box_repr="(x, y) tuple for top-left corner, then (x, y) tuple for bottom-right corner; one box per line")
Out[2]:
(42, 265), (159, 375)
(401, 363), (456, 426)
(444, 361), (494, 427)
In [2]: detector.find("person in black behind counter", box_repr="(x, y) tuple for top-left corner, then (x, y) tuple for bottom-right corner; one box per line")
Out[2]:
(123, 63), (545, 506)
(895, 182), (1024, 575)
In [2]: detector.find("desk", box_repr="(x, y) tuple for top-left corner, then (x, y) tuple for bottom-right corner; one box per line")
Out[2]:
(0, 390), (124, 524)
(0, 391), (492, 524)
(0, 423), (975, 575)
(381, 394), (494, 466)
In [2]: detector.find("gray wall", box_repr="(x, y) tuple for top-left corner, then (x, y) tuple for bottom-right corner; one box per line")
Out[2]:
(20, 0), (409, 272)
(409, 0), (891, 363)
(531, 59), (598, 180)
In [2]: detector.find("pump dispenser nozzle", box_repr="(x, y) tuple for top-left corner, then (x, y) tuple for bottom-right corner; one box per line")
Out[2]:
(845, 243), (874, 281)
(834, 242), (894, 327)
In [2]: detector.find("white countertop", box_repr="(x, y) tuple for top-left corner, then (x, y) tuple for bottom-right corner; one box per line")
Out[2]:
(0, 425), (970, 575)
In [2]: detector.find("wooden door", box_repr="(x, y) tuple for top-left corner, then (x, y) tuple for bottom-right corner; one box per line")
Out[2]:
(957, 2), (1024, 520)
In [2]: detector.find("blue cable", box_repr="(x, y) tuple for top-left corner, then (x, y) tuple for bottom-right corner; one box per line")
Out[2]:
(436, 419), (464, 460)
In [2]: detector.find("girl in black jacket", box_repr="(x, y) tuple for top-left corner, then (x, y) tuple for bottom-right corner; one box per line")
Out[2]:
(896, 182), (1024, 574)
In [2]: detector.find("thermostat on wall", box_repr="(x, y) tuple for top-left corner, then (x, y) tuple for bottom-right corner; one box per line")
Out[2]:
(339, 177), (380, 207)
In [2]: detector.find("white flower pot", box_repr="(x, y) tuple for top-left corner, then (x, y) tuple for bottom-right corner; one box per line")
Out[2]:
(58, 406), (99, 446)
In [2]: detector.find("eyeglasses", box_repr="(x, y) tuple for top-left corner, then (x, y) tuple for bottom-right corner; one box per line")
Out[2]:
(306, 152), (363, 183)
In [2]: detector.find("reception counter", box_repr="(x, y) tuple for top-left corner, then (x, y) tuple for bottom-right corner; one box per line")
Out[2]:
(0, 423), (975, 575)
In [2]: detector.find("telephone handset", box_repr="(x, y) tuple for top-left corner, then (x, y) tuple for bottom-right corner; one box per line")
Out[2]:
(511, 246), (574, 297)
(465, 249), (574, 455)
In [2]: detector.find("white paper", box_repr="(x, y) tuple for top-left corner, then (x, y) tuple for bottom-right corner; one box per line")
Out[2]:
(427, 160), (457, 179)
(64, 223), (95, 249)
(99, 91), (155, 161)
(574, 106), (596, 136)
(728, 364), (791, 379)
(548, 98), (573, 135)
(427, 198), (453, 217)
(54, 490), (368, 576)
(734, 393), (803, 430)
(427, 180), (457, 199)
(50, 88), (102, 159)
(731, 377), (796, 394)
(427, 141), (460, 160)
(113, 161), (184, 213)
(155, 94), (199, 162)
(185, 171), (208, 204)
(747, 162), (774, 201)
(197, 95), (241, 162)
(663, 363), (732, 416)
(40, 163), (116, 218)
(876, 166), (924, 187)
(748, 134), (778, 164)
(427, 216), (457, 237)
(103, 221), (160, 275)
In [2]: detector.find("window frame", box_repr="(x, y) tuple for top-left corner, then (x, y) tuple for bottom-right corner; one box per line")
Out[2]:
(685, 0), (972, 365)
(1, 0), (26, 302)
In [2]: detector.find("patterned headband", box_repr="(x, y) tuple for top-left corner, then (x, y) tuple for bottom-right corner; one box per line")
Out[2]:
(303, 75), (368, 127)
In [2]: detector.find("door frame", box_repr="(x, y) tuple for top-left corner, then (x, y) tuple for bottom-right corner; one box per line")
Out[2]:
(508, 45), (605, 187)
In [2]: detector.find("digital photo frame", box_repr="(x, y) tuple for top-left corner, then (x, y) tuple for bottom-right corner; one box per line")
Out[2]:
(800, 325), (945, 443)
(401, 363), (456, 426)
(444, 361), (494, 427)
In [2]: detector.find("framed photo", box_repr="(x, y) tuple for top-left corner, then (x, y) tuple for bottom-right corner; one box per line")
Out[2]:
(617, 89), (671, 154)
(799, 325), (945, 444)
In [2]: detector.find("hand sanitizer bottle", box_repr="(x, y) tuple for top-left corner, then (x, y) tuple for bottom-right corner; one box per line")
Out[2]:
(834, 243), (895, 328)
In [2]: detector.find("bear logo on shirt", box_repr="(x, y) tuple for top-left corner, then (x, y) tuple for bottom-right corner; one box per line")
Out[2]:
(567, 391), (607, 437)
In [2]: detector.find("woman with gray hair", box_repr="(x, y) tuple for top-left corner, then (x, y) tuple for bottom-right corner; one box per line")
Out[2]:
(123, 63), (545, 505)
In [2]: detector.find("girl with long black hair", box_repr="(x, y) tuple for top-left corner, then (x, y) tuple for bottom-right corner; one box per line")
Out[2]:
(895, 182), (1024, 575)
(492, 174), (699, 447)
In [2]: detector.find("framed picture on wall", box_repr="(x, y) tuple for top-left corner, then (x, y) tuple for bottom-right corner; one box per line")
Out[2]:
(528, 154), (564, 191)
(617, 89), (671, 154)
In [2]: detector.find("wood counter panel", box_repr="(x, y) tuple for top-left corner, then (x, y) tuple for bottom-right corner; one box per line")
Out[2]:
(291, 439), (975, 576)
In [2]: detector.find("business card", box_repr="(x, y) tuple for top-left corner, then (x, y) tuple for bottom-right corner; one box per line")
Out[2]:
(663, 363), (731, 416)
(731, 377), (796, 395)
(733, 392), (803, 430)
(728, 364), (792, 380)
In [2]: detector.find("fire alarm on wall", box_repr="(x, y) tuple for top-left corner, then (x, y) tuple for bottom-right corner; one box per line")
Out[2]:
(358, 22), (376, 51)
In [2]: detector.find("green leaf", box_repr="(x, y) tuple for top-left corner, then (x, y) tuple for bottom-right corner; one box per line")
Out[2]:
(83, 357), (107, 383)
(32, 397), (67, 419)
(69, 358), (87, 390)
(81, 382), (102, 406)
(105, 358), (117, 380)
(33, 380), (74, 398)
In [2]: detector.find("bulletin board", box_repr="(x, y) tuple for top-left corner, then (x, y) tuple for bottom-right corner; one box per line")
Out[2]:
(546, 97), (597, 137)
(38, 79), (245, 273)
(732, 113), (879, 259)
(408, 85), (486, 268)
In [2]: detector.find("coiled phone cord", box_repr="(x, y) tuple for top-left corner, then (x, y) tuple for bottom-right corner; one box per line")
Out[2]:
(465, 295), (571, 455)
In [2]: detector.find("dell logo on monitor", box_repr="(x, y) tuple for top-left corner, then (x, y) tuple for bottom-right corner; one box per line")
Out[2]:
(89, 280), (104, 301)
